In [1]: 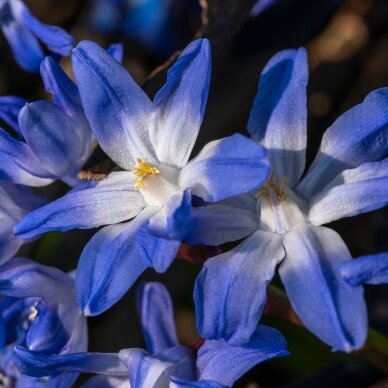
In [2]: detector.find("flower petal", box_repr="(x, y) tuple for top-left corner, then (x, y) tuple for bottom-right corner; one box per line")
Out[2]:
(1, 13), (44, 72)
(180, 134), (270, 203)
(194, 230), (284, 345)
(14, 172), (145, 239)
(197, 324), (288, 386)
(309, 159), (388, 225)
(279, 224), (367, 351)
(76, 209), (179, 315)
(170, 378), (224, 388)
(13, 347), (127, 377)
(185, 202), (258, 246)
(247, 48), (308, 187)
(10, 0), (74, 56)
(298, 87), (388, 197)
(72, 40), (154, 169)
(150, 39), (211, 168)
(0, 95), (26, 133)
(82, 375), (131, 388)
(340, 253), (388, 286)
(148, 189), (196, 240)
(137, 282), (179, 355)
(107, 43), (124, 63)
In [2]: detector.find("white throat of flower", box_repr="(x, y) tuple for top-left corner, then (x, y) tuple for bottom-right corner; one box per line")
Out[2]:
(256, 174), (305, 235)
(132, 158), (180, 207)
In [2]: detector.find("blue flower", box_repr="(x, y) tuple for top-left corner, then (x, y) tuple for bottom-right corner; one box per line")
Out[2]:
(14, 38), (270, 316)
(0, 257), (87, 387)
(0, 182), (44, 264)
(251, 0), (278, 16)
(190, 48), (388, 352)
(13, 282), (288, 387)
(0, 0), (73, 72)
(0, 55), (97, 187)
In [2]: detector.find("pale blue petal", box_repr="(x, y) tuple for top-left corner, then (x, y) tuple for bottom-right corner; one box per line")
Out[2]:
(247, 48), (308, 187)
(137, 282), (179, 355)
(340, 253), (388, 286)
(185, 203), (258, 246)
(148, 189), (196, 240)
(150, 39), (211, 168)
(194, 231), (284, 345)
(72, 40), (154, 170)
(180, 134), (270, 202)
(197, 325), (288, 386)
(0, 95), (26, 132)
(279, 224), (367, 352)
(107, 43), (124, 63)
(14, 172), (145, 239)
(82, 375), (130, 388)
(309, 159), (388, 225)
(298, 87), (388, 198)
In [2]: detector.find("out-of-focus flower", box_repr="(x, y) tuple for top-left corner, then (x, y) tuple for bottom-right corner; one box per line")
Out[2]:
(14, 38), (270, 316)
(0, 182), (43, 265)
(190, 48), (388, 352)
(0, 0), (73, 72)
(13, 282), (288, 387)
(0, 258), (87, 387)
(251, 0), (279, 17)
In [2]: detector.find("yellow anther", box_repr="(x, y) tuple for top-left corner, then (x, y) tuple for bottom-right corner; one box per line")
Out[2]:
(133, 158), (160, 189)
(28, 306), (38, 321)
(256, 174), (287, 201)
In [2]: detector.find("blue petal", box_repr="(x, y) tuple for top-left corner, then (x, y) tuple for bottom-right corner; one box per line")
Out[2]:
(137, 282), (179, 355)
(148, 189), (196, 240)
(150, 39), (211, 168)
(279, 224), (367, 352)
(76, 209), (151, 315)
(309, 158), (388, 225)
(107, 43), (124, 63)
(197, 325), (288, 386)
(40, 57), (84, 121)
(170, 378), (224, 388)
(298, 87), (388, 198)
(247, 48), (308, 187)
(181, 134), (270, 202)
(13, 347), (127, 377)
(18, 101), (90, 184)
(185, 202), (258, 246)
(340, 253), (388, 286)
(14, 172), (145, 239)
(72, 40), (154, 170)
(2, 13), (44, 72)
(194, 231), (284, 345)
(10, 0), (74, 56)
(0, 95), (26, 133)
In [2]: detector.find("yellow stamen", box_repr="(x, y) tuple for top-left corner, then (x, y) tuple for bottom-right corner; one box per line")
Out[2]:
(133, 158), (160, 189)
(256, 174), (288, 201)
(28, 306), (38, 321)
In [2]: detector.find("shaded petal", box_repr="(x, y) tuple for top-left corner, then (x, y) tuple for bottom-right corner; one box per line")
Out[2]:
(0, 95), (26, 133)
(13, 347), (127, 377)
(247, 48), (308, 187)
(148, 189), (196, 240)
(340, 253), (388, 286)
(82, 375), (130, 388)
(10, 0), (73, 56)
(150, 39), (211, 168)
(18, 101), (88, 182)
(72, 40), (154, 169)
(251, 0), (279, 16)
(194, 231), (284, 345)
(197, 325), (288, 386)
(298, 87), (388, 198)
(309, 159), (388, 225)
(137, 282), (179, 355)
(107, 43), (124, 63)
(181, 134), (270, 202)
(1, 15), (44, 72)
(185, 203), (258, 246)
(279, 224), (367, 351)
(14, 172), (145, 239)
(170, 378), (224, 388)
(76, 209), (179, 315)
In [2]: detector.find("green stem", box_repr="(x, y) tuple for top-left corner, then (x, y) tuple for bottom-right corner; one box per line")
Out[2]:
(266, 285), (388, 374)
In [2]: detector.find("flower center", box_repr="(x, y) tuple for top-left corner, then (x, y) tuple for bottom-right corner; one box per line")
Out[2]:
(133, 158), (160, 189)
(256, 175), (305, 234)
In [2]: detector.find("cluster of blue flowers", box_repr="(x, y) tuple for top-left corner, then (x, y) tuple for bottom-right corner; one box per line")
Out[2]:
(0, 0), (387, 386)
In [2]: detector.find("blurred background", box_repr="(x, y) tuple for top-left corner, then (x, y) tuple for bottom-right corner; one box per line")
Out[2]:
(1, 0), (388, 386)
